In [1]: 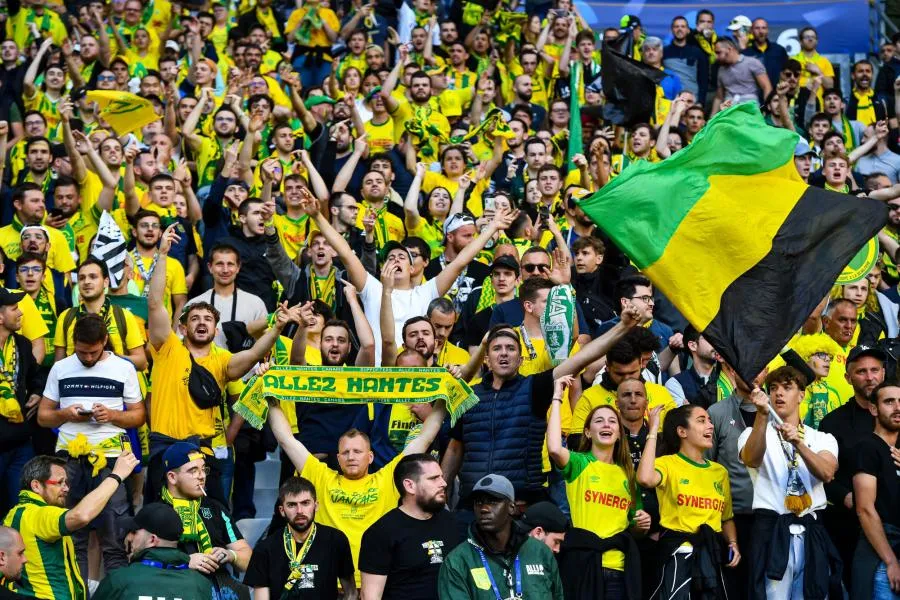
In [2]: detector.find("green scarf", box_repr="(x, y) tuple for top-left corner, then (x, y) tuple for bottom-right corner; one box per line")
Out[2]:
(295, 8), (323, 45)
(234, 366), (479, 429)
(161, 487), (213, 553)
(0, 335), (21, 423)
(840, 115), (858, 151)
(540, 285), (576, 366)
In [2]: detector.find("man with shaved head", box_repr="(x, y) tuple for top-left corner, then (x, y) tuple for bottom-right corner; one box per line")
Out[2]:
(0, 525), (29, 598)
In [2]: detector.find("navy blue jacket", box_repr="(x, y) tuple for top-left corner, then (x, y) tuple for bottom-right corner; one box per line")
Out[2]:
(743, 41), (788, 91)
(452, 370), (555, 504)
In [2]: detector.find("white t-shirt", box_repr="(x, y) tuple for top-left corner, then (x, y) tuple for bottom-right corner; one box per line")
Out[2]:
(43, 352), (143, 454)
(184, 288), (268, 349)
(360, 275), (439, 365)
(737, 420), (838, 516)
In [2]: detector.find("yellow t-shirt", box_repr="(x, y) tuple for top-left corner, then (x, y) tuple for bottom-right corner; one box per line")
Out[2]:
(823, 342), (854, 405)
(363, 117), (395, 155)
(301, 454), (402, 585)
(19, 292), (51, 343)
(131, 255), (187, 319)
(570, 381), (676, 436)
(3, 491), (84, 600)
(793, 52), (835, 104)
(560, 453), (634, 570)
(355, 201), (405, 249)
(24, 90), (63, 137)
(284, 7), (340, 48)
(421, 171), (489, 217)
(436, 341), (470, 367)
(148, 331), (232, 440)
(274, 213), (312, 261)
(390, 99), (450, 161)
(654, 453), (733, 533)
(435, 87), (475, 120)
(0, 222), (77, 274)
(54, 304), (145, 357)
(407, 217), (444, 259)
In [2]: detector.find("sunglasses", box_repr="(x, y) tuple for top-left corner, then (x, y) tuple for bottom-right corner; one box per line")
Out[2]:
(522, 263), (549, 273)
(98, 75), (116, 82)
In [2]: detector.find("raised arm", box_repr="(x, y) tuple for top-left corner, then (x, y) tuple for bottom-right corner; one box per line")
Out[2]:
(552, 306), (639, 379)
(226, 304), (290, 380)
(655, 98), (686, 159)
(148, 225), (179, 349)
(181, 87), (212, 152)
(65, 453), (139, 530)
(332, 134), (367, 193)
(739, 388), (770, 469)
(344, 281), (375, 366)
(435, 207), (517, 295)
(403, 399), (446, 455)
(24, 38), (54, 98)
(301, 189), (369, 290)
(404, 163), (426, 231)
(378, 263), (398, 366)
(286, 76), (318, 134)
(123, 146), (142, 217)
(547, 376), (574, 468)
(636, 406), (664, 488)
(266, 398), (311, 472)
(380, 46), (408, 114)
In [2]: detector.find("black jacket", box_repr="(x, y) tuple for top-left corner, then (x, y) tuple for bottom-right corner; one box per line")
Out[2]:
(750, 510), (843, 600)
(557, 528), (641, 600)
(572, 270), (617, 334)
(220, 228), (279, 311)
(819, 397), (873, 509)
(657, 525), (726, 600)
(0, 332), (45, 453)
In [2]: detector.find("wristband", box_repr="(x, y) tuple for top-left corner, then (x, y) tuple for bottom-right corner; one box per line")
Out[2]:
(107, 473), (123, 486)
(264, 219), (275, 228)
(646, 434), (658, 441)
(551, 398), (563, 403)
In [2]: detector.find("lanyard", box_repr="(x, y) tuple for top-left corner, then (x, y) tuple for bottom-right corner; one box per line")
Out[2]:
(518, 325), (537, 361)
(475, 547), (521, 600)
(140, 560), (188, 570)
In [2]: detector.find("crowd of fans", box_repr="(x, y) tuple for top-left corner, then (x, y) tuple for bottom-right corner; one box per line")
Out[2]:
(1, 0), (900, 598)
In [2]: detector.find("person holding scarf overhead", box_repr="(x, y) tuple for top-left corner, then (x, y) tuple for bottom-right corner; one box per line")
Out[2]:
(738, 367), (843, 599)
(286, 0), (340, 88)
(160, 442), (253, 599)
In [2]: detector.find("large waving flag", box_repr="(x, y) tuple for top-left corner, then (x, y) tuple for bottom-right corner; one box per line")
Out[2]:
(566, 61), (583, 173)
(577, 103), (888, 384)
(600, 47), (665, 126)
(86, 90), (161, 135)
(91, 211), (128, 288)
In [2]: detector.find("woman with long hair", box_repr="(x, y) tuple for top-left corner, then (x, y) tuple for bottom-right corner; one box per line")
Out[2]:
(637, 405), (740, 599)
(548, 376), (650, 599)
(404, 163), (453, 258)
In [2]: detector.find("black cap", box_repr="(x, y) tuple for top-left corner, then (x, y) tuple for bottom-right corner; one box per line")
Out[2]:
(847, 344), (887, 365)
(380, 240), (413, 264)
(490, 254), (520, 276)
(118, 503), (184, 542)
(521, 501), (568, 533)
(0, 288), (25, 307)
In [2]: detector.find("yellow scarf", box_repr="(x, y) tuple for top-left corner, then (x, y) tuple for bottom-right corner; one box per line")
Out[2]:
(0, 335), (22, 423)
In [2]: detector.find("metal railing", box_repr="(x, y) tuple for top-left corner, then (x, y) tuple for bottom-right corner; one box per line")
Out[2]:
(872, 0), (899, 53)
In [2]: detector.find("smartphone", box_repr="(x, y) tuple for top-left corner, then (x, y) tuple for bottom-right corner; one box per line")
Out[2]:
(119, 433), (130, 451)
(77, 408), (94, 416)
(875, 98), (888, 123)
(727, 547), (735, 563)
(48, 208), (64, 219)
(538, 205), (550, 228)
(484, 195), (496, 212)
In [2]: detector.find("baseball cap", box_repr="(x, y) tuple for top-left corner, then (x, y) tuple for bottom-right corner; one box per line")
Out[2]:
(165, 40), (180, 53)
(472, 474), (515, 503)
(0, 288), (25, 307)
(728, 15), (752, 31)
(794, 139), (817, 157)
(118, 503), (184, 542)
(847, 344), (887, 365)
(443, 212), (477, 237)
(490, 254), (520, 276)
(224, 178), (250, 191)
(162, 442), (205, 472)
(619, 15), (641, 28)
(521, 501), (568, 533)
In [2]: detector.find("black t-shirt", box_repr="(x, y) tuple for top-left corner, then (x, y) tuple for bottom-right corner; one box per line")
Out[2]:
(243, 524), (355, 599)
(358, 508), (462, 599)
(424, 256), (491, 310)
(853, 433), (900, 527)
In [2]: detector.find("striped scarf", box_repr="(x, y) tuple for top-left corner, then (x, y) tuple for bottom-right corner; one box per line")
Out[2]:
(161, 487), (213, 553)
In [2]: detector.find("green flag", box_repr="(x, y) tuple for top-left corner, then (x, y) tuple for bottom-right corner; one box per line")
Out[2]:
(566, 61), (582, 173)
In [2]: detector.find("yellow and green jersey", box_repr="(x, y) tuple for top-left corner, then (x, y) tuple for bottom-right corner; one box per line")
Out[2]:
(654, 453), (733, 533)
(4, 491), (86, 600)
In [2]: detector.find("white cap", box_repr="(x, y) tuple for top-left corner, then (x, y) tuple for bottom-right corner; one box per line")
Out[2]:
(728, 15), (752, 31)
(165, 40), (180, 52)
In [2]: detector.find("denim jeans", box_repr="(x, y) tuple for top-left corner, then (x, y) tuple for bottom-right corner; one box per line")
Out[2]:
(0, 443), (34, 515)
(874, 563), (900, 599)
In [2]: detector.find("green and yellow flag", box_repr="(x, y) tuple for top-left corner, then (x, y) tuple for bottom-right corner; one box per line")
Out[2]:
(578, 103), (888, 384)
(566, 61), (582, 173)
(86, 90), (161, 135)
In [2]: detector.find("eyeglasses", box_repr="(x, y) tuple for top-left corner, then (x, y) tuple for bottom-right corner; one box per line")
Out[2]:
(183, 465), (211, 477)
(44, 478), (69, 487)
(781, 72), (799, 80)
(811, 352), (833, 361)
(889, 204), (900, 211)
(98, 75), (116, 82)
(407, 251), (422, 260)
(18, 265), (43, 275)
(522, 263), (550, 273)
(630, 295), (655, 304)
(137, 222), (161, 230)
